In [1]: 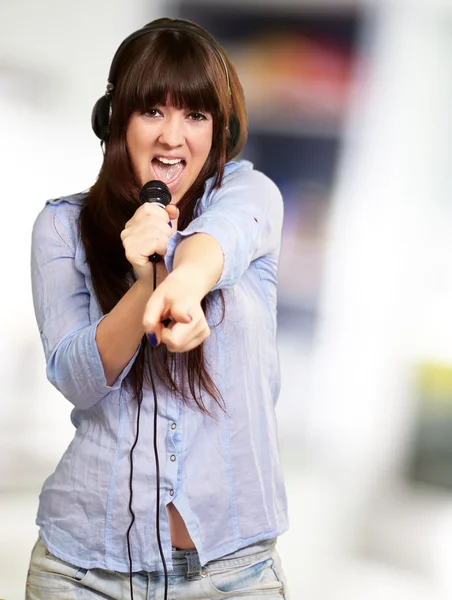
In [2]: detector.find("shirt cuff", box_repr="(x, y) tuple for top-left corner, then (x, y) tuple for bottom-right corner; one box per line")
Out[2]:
(89, 314), (140, 394)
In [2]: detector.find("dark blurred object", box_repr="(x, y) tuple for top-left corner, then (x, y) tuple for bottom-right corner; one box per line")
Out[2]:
(172, 1), (367, 337)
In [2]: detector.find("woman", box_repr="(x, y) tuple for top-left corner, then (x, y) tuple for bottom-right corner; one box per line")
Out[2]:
(27, 16), (289, 600)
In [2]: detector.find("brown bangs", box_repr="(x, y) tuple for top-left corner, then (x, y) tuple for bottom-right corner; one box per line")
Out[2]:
(119, 32), (226, 118)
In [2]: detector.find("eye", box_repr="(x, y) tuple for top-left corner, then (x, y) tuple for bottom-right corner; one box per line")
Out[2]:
(143, 108), (161, 118)
(188, 112), (208, 121)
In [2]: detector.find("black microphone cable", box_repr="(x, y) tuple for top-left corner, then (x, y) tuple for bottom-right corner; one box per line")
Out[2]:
(126, 180), (171, 600)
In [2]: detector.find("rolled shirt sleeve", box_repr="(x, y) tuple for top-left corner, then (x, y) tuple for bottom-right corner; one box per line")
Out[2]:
(31, 200), (138, 410)
(164, 162), (284, 290)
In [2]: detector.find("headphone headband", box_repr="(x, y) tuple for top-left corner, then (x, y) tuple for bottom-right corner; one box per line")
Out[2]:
(106, 22), (231, 97)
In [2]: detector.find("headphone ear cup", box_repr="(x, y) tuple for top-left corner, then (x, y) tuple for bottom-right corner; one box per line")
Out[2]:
(227, 113), (240, 155)
(91, 94), (112, 142)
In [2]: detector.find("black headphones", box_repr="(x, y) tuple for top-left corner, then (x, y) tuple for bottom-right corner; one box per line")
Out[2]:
(91, 20), (240, 154)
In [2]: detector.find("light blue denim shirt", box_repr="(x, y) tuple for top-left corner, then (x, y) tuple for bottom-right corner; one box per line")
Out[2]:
(31, 159), (289, 572)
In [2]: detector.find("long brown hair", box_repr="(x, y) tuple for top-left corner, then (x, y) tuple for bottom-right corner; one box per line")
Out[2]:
(80, 18), (248, 412)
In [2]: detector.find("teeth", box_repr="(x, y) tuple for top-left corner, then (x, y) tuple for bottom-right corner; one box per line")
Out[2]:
(156, 157), (183, 165)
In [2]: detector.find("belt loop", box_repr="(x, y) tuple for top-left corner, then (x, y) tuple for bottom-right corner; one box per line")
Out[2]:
(74, 567), (88, 581)
(185, 550), (202, 580)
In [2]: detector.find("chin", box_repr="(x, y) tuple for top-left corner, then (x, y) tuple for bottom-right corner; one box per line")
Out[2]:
(170, 191), (183, 205)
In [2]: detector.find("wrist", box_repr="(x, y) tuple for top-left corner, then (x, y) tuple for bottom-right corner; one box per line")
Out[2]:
(134, 271), (155, 294)
(167, 265), (210, 301)
(172, 233), (223, 297)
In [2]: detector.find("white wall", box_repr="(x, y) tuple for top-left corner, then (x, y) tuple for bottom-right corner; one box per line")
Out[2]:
(301, 0), (452, 595)
(0, 0), (162, 477)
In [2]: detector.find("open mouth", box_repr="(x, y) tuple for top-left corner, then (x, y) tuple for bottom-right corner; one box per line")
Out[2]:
(151, 157), (186, 186)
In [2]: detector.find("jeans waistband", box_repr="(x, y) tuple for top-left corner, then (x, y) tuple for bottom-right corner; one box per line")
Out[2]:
(170, 537), (277, 580)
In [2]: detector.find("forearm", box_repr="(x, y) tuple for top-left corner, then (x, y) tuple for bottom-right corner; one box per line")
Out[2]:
(172, 233), (224, 298)
(141, 234), (223, 351)
(96, 277), (154, 385)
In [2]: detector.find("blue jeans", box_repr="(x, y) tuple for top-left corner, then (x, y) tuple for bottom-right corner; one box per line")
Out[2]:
(25, 537), (290, 599)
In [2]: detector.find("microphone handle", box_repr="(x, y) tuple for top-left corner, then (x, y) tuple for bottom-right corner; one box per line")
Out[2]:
(148, 200), (167, 263)
(150, 251), (162, 263)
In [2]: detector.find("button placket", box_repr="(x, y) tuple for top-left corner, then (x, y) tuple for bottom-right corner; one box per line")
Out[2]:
(166, 399), (180, 504)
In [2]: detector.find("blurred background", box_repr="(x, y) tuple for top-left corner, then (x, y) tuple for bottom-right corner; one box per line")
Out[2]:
(1, 0), (452, 597)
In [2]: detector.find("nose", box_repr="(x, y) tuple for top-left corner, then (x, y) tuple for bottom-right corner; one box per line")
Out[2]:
(158, 114), (184, 147)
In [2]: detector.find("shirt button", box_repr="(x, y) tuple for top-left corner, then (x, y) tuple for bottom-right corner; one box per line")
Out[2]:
(171, 423), (177, 430)
(170, 454), (176, 462)
(169, 489), (174, 497)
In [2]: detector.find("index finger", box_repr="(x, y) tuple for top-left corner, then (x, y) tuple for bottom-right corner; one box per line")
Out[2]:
(143, 294), (167, 346)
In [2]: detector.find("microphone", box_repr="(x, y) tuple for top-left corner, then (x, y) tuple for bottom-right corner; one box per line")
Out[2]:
(139, 180), (172, 263)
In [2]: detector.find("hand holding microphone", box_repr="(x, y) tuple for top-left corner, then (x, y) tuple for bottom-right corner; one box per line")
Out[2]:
(121, 180), (210, 351)
(139, 181), (173, 262)
(137, 183), (210, 351)
(120, 180), (178, 281)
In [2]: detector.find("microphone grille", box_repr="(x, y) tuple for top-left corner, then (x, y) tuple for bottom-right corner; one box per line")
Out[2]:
(139, 180), (172, 206)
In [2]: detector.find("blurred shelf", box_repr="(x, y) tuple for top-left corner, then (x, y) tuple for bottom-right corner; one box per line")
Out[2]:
(170, 0), (368, 14)
(172, 0), (365, 319)
(249, 117), (342, 139)
(175, 5), (361, 48)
